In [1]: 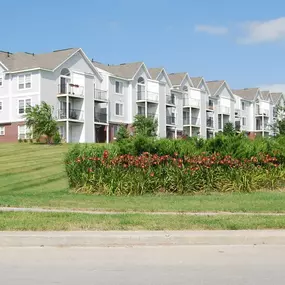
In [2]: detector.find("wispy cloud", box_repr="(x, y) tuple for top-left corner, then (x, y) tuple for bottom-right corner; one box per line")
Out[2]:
(195, 25), (228, 36)
(260, 84), (285, 93)
(238, 17), (285, 44)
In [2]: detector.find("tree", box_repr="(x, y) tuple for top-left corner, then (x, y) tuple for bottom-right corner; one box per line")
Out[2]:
(223, 122), (235, 136)
(25, 102), (58, 144)
(132, 115), (158, 137)
(116, 125), (130, 141)
(271, 106), (285, 136)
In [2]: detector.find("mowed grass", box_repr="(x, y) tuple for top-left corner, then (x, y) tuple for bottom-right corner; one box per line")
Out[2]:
(1, 211), (285, 230)
(1, 143), (285, 213)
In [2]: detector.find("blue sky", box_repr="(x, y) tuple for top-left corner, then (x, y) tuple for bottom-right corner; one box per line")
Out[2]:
(2, 0), (285, 90)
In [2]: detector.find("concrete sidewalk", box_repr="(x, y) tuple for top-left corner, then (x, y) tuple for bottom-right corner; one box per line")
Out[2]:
(1, 230), (285, 247)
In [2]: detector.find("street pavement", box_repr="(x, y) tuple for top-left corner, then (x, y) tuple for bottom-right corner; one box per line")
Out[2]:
(1, 245), (285, 284)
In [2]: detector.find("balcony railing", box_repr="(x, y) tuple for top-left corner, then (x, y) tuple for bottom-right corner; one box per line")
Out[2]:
(207, 118), (214, 128)
(183, 97), (200, 108)
(137, 110), (157, 119)
(137, 91), (159, 102)
(256, 108), (269, 117)
(166, 115), (176, 125)
(166, 94), (175, 105)
(58, 84), (84, 97)
(94, 89), (108, 101)
(191, 117), (200, 126)
(57, 109), (84, 121)
(218, 106), (230, 115)
(94, 112), (107, 123)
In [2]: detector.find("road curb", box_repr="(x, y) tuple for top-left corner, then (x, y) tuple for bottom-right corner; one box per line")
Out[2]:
(1, 230), (285, 247)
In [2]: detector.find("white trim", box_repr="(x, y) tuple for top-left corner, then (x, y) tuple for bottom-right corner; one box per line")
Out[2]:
(0, 61), (9, 71)
(0, 126), (5, 136)
(0, 74), (3, 88)
(17, 124), (31, 140)
(132, 63), (152, 80)
(115, 101), (124, 116)
(17, 73), (32, 90)
(0, 100), (3, 111)
(5, 67), (51, 74)
(53, 48), (103, 82)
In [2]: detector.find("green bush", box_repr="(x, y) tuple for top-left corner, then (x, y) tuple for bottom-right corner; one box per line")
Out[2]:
(18, 138), (23, 143)
(53, 131), (61, 145)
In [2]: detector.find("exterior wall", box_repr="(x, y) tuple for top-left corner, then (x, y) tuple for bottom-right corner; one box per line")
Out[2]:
(0, 121), (24, 142)
(84, 74), (95, 142)
(158, 83), (167, 138)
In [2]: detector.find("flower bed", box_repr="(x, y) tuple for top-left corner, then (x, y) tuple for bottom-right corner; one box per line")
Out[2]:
(65, 149), (285, 195)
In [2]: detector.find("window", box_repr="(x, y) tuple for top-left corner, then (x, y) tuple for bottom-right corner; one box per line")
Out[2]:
(115, 102), (123, 116)
(182, 86), (188, 92)
(0, 126), (5, 136)
(115, 81), (123, 94)
(18, 125), (31, 139)
(18, 74), (32, 89)
(18, 99), (31, 114)
(138, 77), (145, 84)
(242, 117), (246, 126)
(0, 76), (3, 87)
(242, 102), (245, 110)
(138, 106), (145, 115)
(0, 101), (2, 111)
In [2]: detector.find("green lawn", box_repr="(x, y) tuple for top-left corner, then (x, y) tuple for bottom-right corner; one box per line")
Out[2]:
(1, 211), (285, 230)
(1, 143), (285, 213)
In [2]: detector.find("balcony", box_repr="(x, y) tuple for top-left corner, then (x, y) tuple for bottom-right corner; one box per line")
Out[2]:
(218, 106), (230, 115)
(191, 117), (200, 126)
(137, 91), (159, 102)
(57, 109), (84, 121)
(94, 89), (108, 101)
(207, 118), (214, 128)
(256, 108), (269, 117)
(94, 112), (107, 123)
(137, 110), (157, 119)
(166, 115), (176, 125)
(58, 84), (84, 97)
(235, 109), (241, 117)
(166, 94), (175, 105)
(206, 101), (214, 110)
(183, 97), (200, 108)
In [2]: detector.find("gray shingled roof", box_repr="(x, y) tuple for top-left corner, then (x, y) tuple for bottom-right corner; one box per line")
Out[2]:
(271, 92), (283, 105)
(92, 61), (143, 79)
(0, 48), (80, 72)
(261, 90), (270, 101)
(191, 77), (203, 88)
(148, 68), (163, 80)
(232, 88), (259, 101)
(206, 80), (225, 95)
(168, 72), (188, 86)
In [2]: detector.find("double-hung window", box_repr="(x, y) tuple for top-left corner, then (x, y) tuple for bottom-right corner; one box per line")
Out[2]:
(115, 102), (123, 116)
(115, 81), (123, 94)
(0, 126), (5, 136)
(18, 99), (31, 114)
(18, 125), (31, 139)
(18, 74), (32, 89)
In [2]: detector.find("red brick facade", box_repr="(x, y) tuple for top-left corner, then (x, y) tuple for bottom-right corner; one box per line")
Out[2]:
(0, 122), (25, 143)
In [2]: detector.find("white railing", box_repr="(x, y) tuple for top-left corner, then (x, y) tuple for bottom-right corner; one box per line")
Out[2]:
(137, 91), (159, 102)
(183, 97), (200, 108)
(58, 84), (84, 97)
(218, 105), (230, 115)
(94, 89), (108, 101)
(256, 108), (269, 116)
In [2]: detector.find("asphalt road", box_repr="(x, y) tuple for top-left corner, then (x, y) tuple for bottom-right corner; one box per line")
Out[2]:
(1, 245), (285, 285)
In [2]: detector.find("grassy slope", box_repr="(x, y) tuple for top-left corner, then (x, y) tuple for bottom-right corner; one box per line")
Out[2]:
(1, 212), (285, 230)
(1, 143), (285, 213)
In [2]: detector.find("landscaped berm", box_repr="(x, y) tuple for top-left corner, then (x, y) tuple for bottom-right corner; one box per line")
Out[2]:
(1, 134), (285, 231)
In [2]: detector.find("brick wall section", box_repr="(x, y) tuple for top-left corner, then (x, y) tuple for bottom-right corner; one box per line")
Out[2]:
(0, 122), (24, 143)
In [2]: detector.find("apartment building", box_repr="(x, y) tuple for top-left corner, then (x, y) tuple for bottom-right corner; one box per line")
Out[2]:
(232, 88), (273, 137)
(0, 47), (283, 143)
(0, 48), (106, 143)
